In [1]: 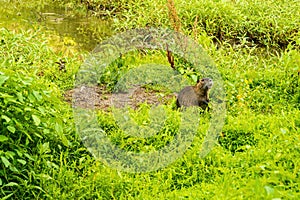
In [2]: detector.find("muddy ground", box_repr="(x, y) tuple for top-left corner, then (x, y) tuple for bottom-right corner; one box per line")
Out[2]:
(64, 85), (176, 110)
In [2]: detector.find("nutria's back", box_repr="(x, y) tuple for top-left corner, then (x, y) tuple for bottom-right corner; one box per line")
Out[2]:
(176, 78), (213, 110)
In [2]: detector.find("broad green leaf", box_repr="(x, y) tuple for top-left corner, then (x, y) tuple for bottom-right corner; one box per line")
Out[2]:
(43, 129), (50, 134)
(32, 114), (41, 126)
(15, 149), (23, 157)
(0, 93), (13, 99)
(28, 93), (35, 103)
(21, 77), (33, 85)
(39, 173), (53, 180)
(32, 90), (42, 101)
(24, 107), (32, 111)
(7, 126), (15, 133)
(2, 96), (17, 105)
(60, 134), (70, 147)
(40, 142), (51, 154)
(24, 153), (35, 161)
(1, 156), (10, 168)
(1, 115), (11, 123)
(17, 159), (26, 165)
(0, 135), (9, 142)
(4, 182), (18, 187)
(38, 106), (46, 115)
(55, 122), (63, 134)
(0, 74), (9, 86)
(280, 128), (287, 134)
(191, 74), (198, 83)
(5, 151), (15, 158)
(1, 193), (14, 200)
(16, 92), (24, 103)
(9, 166), (18, 172)
(264, 185), (274, 195)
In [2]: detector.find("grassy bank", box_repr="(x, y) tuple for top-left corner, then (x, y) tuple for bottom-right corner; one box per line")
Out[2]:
(71, 0), (300, 49)
(1, 0), (300, 199)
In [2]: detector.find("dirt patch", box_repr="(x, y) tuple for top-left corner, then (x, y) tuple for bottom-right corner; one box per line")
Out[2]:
(64, 85), (176, 110)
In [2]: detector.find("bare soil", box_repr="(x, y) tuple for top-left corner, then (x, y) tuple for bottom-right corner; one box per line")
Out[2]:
(64, 85), (176, 111)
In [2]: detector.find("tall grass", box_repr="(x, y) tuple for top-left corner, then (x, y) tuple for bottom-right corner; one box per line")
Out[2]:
(0, 0), (299, 199)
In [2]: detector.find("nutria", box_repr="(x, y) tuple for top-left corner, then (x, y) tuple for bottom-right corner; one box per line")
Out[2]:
(176, 78), (213, 110)
(165, 45), (213, 109)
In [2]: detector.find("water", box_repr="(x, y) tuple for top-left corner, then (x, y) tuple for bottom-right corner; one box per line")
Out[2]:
(0, 2), (114, 52)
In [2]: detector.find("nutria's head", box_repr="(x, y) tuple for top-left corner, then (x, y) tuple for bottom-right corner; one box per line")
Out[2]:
(196, 77), (213, 90)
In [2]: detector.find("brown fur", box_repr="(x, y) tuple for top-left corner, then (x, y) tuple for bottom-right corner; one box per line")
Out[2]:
(176, 78), (213, 110)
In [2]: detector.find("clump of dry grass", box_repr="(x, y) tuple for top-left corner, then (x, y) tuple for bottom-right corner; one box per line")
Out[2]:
(167, 0), (181, 32)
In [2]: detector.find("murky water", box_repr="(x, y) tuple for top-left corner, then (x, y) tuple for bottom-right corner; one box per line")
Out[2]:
(0, 2), (113, 52)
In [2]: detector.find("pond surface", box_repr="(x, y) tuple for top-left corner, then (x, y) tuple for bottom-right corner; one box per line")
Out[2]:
(0, 2), (114, 52)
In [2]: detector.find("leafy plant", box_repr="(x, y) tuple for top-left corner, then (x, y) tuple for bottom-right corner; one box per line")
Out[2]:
(0, 0), (300, 199)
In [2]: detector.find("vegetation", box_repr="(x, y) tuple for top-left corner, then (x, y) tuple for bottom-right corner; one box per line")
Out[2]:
(0, 0), (299, 199)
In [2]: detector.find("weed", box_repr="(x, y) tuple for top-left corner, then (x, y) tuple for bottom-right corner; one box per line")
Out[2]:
(0, 0), (300, 199)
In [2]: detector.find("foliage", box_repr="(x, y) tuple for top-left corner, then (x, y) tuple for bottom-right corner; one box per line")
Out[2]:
(0, 28), (81, 90)
(17, 0), (300, 50)
(0, 0), (300, 199)
(98, 49), (198, 92)
(80, 0), (300, 49)
(0, 28), (82, 199)
(0, 68), (66, 198)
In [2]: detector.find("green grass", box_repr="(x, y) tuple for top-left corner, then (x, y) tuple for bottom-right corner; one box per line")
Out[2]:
(110, 0), (300, 50)
(0, 0), (300, 199)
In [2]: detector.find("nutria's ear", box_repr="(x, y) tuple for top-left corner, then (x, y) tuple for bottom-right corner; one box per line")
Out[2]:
(196, 80), (203, 88)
